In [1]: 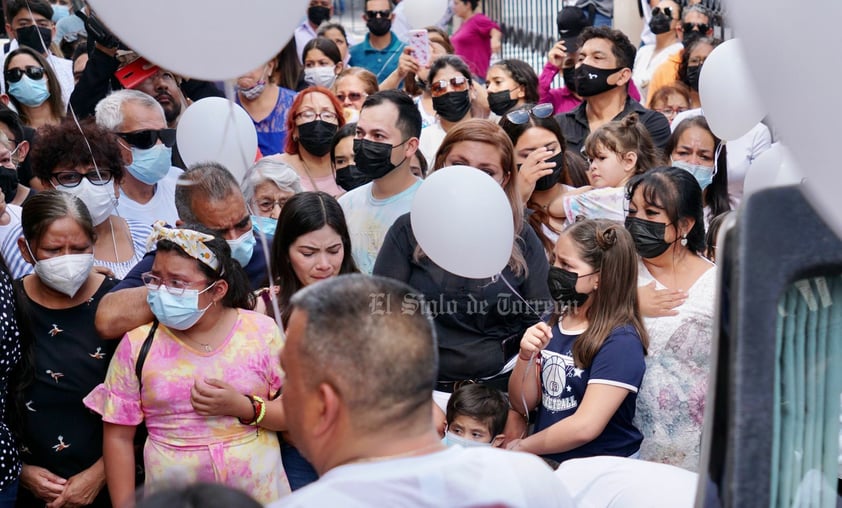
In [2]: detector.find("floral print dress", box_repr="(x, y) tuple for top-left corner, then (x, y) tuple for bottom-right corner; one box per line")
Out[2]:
(84, 309), (290, 504)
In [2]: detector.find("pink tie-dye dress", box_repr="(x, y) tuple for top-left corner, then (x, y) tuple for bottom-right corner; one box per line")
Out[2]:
(84, 309), (290, 503)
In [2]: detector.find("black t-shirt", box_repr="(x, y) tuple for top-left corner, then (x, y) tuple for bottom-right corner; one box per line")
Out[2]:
(373, 213), (552, 381)
(16, 275), (118, 504)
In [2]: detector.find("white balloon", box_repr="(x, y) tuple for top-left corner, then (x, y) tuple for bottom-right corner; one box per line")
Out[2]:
(742, 143), (803, 200)
(730, 1), (842, 238)
(411, 166), (514, 279)
(176, 97), (258, 183)
(87, 0), (307, 81)
(402, 0), (449, 30)
(698, 39), (766, 141)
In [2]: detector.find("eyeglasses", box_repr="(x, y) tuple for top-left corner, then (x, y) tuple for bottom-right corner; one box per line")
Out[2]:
(336, 91), (367, 103)
(682, 22), (710, 33)
(505, 103), (555, 124)
(254, 198), (289, 213)
(365, 9), (391, 18)
(430, 76), (470, 97)
(141, 272), (212, 296)
(51, 169), (114, 187)
(652, 6), (677, 19)
(295, 110), (339, 124)
(116, 128), (177, 149)
(4, 66), (45, 83)
(655, 106), (688, 117)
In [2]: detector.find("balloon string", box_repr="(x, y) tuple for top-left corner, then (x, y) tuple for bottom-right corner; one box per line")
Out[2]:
(497, 272), (544, 321)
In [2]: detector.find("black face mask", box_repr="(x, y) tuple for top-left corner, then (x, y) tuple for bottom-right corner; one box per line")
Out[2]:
(432, 90), (472, 122)
(683, 30), (703, 46)
(0, 166), (18, 202)
(533, 151), (566, 192)
(354, 138), (407, 179)
(334, 164), (372, 191)
(307, 5), (331, 26)
(16, 25), (52, 53)
(573, 63), (624, 97)
(367, 18), (392, 37)
(562, 67), (578, 95)
(297, 120), (338, 157)
(547, 266), (593, 309)
(684, 64), (702, 91)
(487, 90), (518, 116)
(625, 216), (672, 258)
(648, 13), (673, 35)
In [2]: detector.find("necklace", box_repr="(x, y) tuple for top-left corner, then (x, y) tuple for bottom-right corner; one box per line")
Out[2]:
(298, 155), (322, 191)
(180, 332), (213, 352)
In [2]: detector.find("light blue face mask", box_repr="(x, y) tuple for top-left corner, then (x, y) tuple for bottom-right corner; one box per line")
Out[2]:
(672, 159), (715, 191)
(442, 431), (492, 448)
(127, 144), (173, 185)
(147, 283), (215, 331)
(52, 4), (70, 22)
(251, 215), (277, 237)
(227, 229), (256, 267)
(9, 76), (50, 107)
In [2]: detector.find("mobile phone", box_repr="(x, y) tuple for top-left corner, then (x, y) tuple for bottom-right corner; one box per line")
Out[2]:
(408, 29), (430, 67)
(114, 57), (158, 89)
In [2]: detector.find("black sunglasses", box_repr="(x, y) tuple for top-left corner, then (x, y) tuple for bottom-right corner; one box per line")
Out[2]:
(652, 6), (676, 19)
(365, 9), (391, 18)
(683, 22), (710, 33)
(505, 103), (554, 125)
(116, 128), (177, 149)
(5, 66), (45, 83)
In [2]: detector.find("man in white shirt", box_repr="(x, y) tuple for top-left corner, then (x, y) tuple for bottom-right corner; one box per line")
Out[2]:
(338, 90), (423, 274)
(269, 274), (574, 508)
(95, 89), (181, 225)
(2, 0), (74, 108)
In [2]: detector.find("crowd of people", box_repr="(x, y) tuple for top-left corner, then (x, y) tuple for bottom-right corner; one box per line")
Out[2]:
(0, 0), (762, 506)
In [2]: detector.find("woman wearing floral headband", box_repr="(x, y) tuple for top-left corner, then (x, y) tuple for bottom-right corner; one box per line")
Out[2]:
(84, 221), (290, 506)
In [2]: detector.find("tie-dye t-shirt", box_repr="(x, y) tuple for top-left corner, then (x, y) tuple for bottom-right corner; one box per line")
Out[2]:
(84, 309), (289, 503)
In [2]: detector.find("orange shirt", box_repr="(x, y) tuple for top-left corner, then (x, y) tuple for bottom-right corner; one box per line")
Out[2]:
(645, 50), (684, 108)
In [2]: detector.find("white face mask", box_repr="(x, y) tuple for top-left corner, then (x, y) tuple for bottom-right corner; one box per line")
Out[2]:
(304, 66), (338, 88)
(56, 179), (116, 226)
(28, 247), (94, 297)
(442, 431), (492, 448)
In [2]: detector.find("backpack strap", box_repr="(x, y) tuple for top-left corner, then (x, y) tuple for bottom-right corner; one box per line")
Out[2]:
(135, 319), (159, 388)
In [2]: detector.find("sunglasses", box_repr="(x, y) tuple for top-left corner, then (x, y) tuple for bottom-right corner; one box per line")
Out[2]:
(116, 128), (177, 149)
(365, 9), (391, 18)
(505, 103), (554, 124)
(683, 22), (710, 33)
(4, 66), (45, 83)
(430, 76), (470, 97)
(336, 91), (367, 103)
(651, 6), (677, 19)
(51, 169), (114, 188)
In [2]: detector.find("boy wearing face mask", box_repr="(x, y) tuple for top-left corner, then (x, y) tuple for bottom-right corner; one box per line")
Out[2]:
(348, 0), (405, 82)
(443, 384), (508, 448)
(554, 26), (671, 155)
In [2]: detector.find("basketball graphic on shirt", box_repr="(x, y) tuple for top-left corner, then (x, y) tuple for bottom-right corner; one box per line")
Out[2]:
(541, 350), (577, 412)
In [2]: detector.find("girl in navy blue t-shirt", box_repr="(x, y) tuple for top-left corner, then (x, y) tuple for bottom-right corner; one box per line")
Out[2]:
(508, 219), (648, 463)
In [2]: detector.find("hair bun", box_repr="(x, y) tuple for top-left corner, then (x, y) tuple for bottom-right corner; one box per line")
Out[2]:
(596, 225), (617, 250)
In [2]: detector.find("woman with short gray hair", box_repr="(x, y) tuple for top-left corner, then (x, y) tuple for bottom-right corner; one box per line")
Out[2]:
(241, 157), (303, 237)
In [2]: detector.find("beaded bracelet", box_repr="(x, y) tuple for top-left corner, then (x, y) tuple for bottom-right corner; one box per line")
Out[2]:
(252, 395), (267, 426)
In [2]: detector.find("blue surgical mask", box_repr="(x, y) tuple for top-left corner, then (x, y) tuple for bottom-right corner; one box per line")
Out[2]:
(442, 431), (492, 448)
(251, 215), (277, 237)
(672, 159), (715, 191)
(9, 76), (50, 107)
(147, 284), (215, 331)
(127, 144), (173, 185)
(227, 229), (255, 267)
(52, 4), (70, 22)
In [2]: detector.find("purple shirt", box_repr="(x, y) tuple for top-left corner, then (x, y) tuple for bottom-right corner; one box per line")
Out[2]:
(538, 62), (643, 115)
(451, 13), (500, 79)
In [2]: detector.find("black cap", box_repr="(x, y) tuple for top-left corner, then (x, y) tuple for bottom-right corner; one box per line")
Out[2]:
(557, 6), (592, 53)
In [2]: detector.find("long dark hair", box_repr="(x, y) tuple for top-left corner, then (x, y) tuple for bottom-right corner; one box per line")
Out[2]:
(3, 46), (64, 125)
(666, 115), (730, 219)
(270, 192), (358, 327)
(154, 224), (255, 310)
